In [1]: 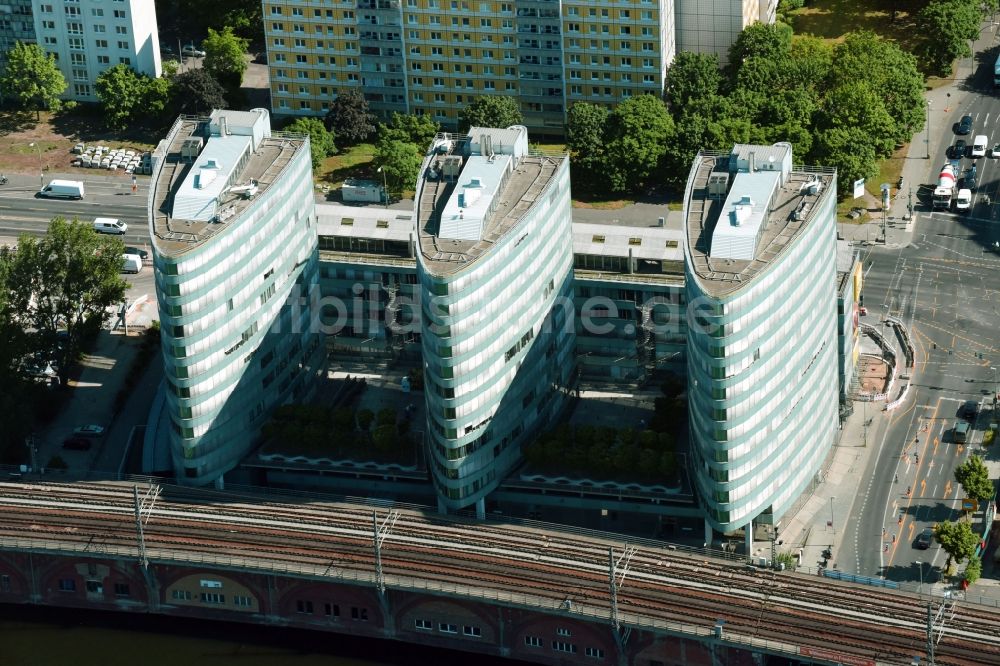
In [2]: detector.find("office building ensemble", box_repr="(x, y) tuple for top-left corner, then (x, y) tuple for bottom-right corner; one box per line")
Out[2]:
(415, 126), (575, 516)
(149, 109), (323, 486)
(263, 0), (779, 133)
(682, 143), (839, 545)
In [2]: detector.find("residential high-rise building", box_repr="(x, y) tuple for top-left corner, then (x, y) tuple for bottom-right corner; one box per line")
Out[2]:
(0, 1), (35, 72)
(149, 109), (323, 486)
(416, 126), (575, 516)
(682, 143), (839, 548)
(31, 0), (160, 101)
(261, 0), (679, 133)
(675, 0), (776, 64)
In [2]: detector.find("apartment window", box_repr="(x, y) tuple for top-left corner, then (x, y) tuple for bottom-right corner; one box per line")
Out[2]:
(114, 583), (130, 597)
(524, 636), (542, 648)
(296, 600), (314, 614)
(463, 625), (481, 637)
(1, 575), (10, 592)
(415, 619), (433, 630)
(439, 623), (457, 634)
(324, 603), (340, 617)
(113, 9), (125, 18)
(586, 647), (605, 658)
(552, 641), (577, 654)
(41, 20), (55, 29)
(93, 24), (105, 33)
(91, 8), (103, 16)
(85, 580), (102, 594)
(64, 6), (80, 15)
(95, 39), (108, 49)
(119, 57), (131, 65)
(200, 592), (225, 604)
(43, 36), (57, 45)
(233, 595), (252, 607)
(115, 26), (128, 35)
(556, 628), (572, 637)
(270, 6), (282, 14)
(58, 579), (76, 592)
(39, 4), (52, 12)
(117, 40), (129, 49)
(351, 607), (368, 621)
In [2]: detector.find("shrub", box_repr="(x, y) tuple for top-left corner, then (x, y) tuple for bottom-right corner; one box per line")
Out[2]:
(964, 557), (982, 585)
(357, 408), (375, 430)
(332, 407), (355, 431)
(377, 407), (397, 427)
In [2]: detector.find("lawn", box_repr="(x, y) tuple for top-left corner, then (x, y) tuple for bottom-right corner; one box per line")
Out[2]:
(316, 142), (376, 187)
(788, 0), (922, 46)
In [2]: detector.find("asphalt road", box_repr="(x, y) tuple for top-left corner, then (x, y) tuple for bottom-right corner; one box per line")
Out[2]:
(848, 36), (1000, 585)
(0, 171), (150, 245)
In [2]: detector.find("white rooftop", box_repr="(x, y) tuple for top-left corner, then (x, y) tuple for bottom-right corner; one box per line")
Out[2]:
(438, 154), (511, 241)
(573, 222), (683, 261)
(316, 202), (415, 242)
(711, 170), (780, 261)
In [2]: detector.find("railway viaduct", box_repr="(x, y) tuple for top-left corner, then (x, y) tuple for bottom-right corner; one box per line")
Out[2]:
(0, 481), (997, 666)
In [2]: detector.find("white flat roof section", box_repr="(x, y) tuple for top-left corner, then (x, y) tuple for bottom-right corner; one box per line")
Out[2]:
(573, 222), (684, 262)
(711, 170), (780, 261)
(171, 134), (252, 222)
(316, 203), (415, 242)
(438, 154), (511, 241)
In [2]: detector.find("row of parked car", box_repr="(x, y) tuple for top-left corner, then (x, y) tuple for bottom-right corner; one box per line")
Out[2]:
(71, 144), (151, 175)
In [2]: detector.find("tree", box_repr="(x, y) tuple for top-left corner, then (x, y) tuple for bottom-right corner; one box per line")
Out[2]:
(820, 81), (896, 159)
(665, 51), (723, 111)
(325, 89), (376, 146)
(203, 26), (250, 88)
(727, 22), (793, 78)
(918, 0), (980, 74)
(934, 520), (979, 568)
(964, 556), (982, 585)
(379, 112), (440, 149)
(813, 127), (880, 197)
(285, 117), (336, 169)
(5, 218), (127, 381)
(172, 69), (227, 114)
(458, 95), (523, 132)
(954, 455), (994, 501)
(831, 31), (925, 143)
(373, 140), (423, 196)
(95, 65), (147, 131)
(565, 102), (609, 191)
(0, 41), (67, 119)
(603, 94), (673, 193)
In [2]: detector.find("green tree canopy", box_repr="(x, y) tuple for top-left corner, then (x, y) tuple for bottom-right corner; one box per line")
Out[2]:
(458, 95), (523, 132)
(172, 69), (227, 115)
(917, 0), (980, 74)
(373, 140), (423, 197)
(379, 112), (440, 149)
(727, 22), (793, 76)
(934, 520), (979, 568)
(203, 26), (250, 87)
(831, 31), (925, 143)
(0, 41), (67, 119)
(603, 94), (673, 193)
(954, 455), (994, 501)
(95, 65), (147, 131)
(664, 51), (722, 111)
(285, 117), (336, 169)
(325, 89), (376, 146)
(813, 126), (880, 197)
(4, 218), (127, 380)
(820, 81), (897, 158)
(565, 102), (609, 191)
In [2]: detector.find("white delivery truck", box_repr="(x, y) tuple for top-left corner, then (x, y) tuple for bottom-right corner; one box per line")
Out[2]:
(954, 188), (972, 213)
(120, 254), (142, 274)
(972, 135), (988, 158)
(38, 179), (85, 200)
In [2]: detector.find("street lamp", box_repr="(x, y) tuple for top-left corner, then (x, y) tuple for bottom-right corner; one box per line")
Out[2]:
(991, 366), (997, 408)
(925, 100), (931, 160)
(917, 560), (924, 596)
(376, 166), (388, 208)
(28, 142), (43, 189)
(829, 496), (835, 534)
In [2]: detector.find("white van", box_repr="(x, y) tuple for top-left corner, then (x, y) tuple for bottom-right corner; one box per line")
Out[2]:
(94, 218), (127, 235)
(120, 254), (142, 274)
(972, 135), (988, 158)
(38, 179), (85, 200)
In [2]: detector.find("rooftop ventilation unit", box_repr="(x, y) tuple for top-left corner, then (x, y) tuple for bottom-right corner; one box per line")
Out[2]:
(708, 173), (729, 199)
(180, 137), (203, 161)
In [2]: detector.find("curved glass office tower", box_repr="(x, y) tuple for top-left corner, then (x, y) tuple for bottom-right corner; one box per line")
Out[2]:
(149, 109), (323, 485)
(416, 126), (575, 516)
(682, 143), (839, 543)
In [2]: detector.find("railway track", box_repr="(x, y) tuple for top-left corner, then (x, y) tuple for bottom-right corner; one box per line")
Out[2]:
(1, 481), (998, 665)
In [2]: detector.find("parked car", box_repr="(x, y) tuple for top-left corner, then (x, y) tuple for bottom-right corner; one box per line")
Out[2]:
(62, 437), (92, 451)
(915, 527), (934, 550)
(124, 246), (149, 261)
(182, 45), (206, 57)
(73, 424), (105, 437)
(160, 44), (176, 56)
(990, 144), (1000, 158)
(958, 114), (973, 135)
(950, 140), (968, 159)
